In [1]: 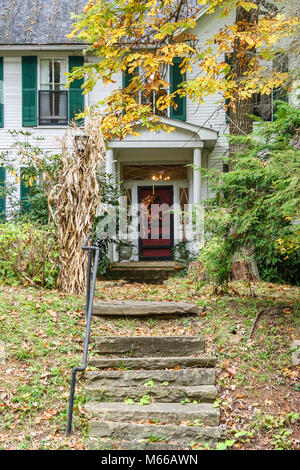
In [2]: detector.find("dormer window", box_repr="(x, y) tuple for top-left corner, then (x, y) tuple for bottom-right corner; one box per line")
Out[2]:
(39, 59), (68, 125)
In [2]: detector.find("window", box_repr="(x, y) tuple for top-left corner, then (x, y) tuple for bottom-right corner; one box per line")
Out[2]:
(253, 54), (288, 121)
(140, 64), (169, 117)
(39, 59), (68, 125)
(253, 92), (272, 121)
(225, 52), (289, 123)
(122, 59), (186, 120)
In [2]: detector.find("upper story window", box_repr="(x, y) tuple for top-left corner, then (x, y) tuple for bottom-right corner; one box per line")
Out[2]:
(225, 52), (288, 123)
(39, 59), (68, 125)
(122, 58), (186, 121)
(140, 65), (169, 117)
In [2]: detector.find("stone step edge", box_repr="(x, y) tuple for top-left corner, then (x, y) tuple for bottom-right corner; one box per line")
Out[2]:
(92, 301), (199, 317)
(86, 384), (218, 403)
(85, 401), (220, 427)
(94, 335), (205, 357)
(88, 420), (226, 444)
(85, 368), (216, 386)
(87, 356), (217, 369)
(87, 438), (206, 450)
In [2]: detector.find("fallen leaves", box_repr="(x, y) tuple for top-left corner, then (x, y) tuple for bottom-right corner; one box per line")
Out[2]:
(283, 368), (299, 380)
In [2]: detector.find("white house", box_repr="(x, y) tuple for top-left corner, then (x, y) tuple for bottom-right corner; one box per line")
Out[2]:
(0, 0), (290, 264)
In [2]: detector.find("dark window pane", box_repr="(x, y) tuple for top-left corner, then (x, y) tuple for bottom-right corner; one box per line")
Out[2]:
(253, 93), (272, 121)
(54, 60), (60, 85)
(49, 60), (53, 87)
(39, 90), (68, 125)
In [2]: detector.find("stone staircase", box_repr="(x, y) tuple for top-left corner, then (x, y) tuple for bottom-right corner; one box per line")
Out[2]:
(103, 261), (185, 283)
(85, 335), (225, 450)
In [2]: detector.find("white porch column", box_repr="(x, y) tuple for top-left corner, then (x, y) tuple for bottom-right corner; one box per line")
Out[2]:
(105, 148), (115, 176)
(193, 147), (202, 204)
(105, 148), (116, 262)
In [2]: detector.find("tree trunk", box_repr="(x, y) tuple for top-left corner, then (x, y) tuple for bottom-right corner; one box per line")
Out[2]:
(229, 4), (258, 160)
(228, 4), (260, 278)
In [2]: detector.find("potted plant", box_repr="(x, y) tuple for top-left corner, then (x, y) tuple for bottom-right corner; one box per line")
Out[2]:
(118, 240), (133, 262)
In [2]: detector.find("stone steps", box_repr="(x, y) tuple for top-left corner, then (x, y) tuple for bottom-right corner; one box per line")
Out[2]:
(84, 335), (225, 449)
(86, 401), (220, 426)
(104, 262), (185, 283)
(88, 356), (217, 370)
(88, 421), (226, 446)
(94, 335), (205, 356)
(85, 368), (216, 386)
(86, 384), (218, 403)
(92, 301), (199, 317)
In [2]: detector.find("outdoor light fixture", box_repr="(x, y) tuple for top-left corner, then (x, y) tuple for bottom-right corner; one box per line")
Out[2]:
(74, 128), (88, 155)
(151, 175), (171, 181)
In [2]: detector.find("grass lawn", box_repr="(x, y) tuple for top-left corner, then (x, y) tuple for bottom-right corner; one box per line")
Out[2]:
(0, 277), (299, 450)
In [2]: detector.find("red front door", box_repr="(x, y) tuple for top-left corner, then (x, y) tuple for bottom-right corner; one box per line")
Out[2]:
(138, 186), (173, 260)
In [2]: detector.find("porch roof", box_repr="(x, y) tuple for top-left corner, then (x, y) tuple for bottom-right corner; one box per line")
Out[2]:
(109, 117), (218, 150)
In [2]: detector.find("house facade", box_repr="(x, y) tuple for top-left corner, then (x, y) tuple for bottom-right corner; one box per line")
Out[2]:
(0, 1), (292, 263)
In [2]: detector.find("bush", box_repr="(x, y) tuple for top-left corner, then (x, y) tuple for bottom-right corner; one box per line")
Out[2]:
(196, 101), (300, 290)
(0, 222), (59, 288)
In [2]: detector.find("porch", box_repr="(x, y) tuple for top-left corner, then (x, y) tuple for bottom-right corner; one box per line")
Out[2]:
(105, 117), (218, 264)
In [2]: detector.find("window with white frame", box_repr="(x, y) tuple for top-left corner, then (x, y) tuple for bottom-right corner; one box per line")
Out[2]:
(39, 59), (68, 125)
(139, 64), (169, 117)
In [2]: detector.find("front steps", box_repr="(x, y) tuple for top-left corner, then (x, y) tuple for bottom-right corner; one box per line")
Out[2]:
(92, 301), (199, 317)
(104, 261), (185, 283)
(84, 335), (225, 450)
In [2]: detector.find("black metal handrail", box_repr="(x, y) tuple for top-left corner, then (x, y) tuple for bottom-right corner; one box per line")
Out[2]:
(66, 234), (100, 435)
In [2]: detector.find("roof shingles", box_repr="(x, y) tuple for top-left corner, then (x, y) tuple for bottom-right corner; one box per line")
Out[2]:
(0, 0), (204, 46)
(0, 0), (88, 45)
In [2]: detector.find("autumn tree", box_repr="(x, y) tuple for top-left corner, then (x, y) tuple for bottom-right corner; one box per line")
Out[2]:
(67, 0), (299, 142)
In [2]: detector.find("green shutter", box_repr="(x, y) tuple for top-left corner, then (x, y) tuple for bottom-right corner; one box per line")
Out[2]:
(22, 56), (37, 127)
(69, 56), (85, 125)
(0, 167), (6, 219)
(122, 66), (139, 115)
(122, 66), (139, 89)
(20, 167), (31, 214)
(0, 57), (3, 128)
(170, 57), (186, 121)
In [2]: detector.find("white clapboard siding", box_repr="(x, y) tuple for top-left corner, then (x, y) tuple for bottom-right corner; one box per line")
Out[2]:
(0, 8), (234, 176)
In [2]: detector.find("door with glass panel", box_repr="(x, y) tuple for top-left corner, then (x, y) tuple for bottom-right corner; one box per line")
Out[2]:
(39, 59), (68, 125)
(138, 186), (174, 260)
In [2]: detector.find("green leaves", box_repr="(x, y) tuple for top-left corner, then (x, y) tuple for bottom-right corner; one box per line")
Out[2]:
(0, 222), (59, 288)
(198, 102), (300, 288)
(216, 439), (235, 450)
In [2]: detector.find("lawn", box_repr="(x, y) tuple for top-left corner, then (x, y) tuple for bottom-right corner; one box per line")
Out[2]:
(0, 277), (299, 450)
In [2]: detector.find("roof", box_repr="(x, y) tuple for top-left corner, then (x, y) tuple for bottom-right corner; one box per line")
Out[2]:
(0, 0), (206, 46)
(0, 0), (88, 45)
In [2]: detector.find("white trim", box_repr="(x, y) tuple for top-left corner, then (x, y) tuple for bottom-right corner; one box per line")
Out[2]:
(120, 179), (192, 262)
(109, 117), (218, 149)
(110, 140), (203, 149)
(36, 56), (69, 127)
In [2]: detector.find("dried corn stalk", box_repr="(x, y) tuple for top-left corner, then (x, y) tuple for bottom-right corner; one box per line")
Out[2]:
(47, 111), (105, 294)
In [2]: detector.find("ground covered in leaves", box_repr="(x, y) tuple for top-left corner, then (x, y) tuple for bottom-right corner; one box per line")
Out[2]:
(0, 277), (299, 450)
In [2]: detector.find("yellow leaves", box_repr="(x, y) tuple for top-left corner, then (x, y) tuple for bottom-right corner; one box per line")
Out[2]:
(283, 368), (299, 380)
(64, 0), (300, 144)
(239, 1), (258, 12)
